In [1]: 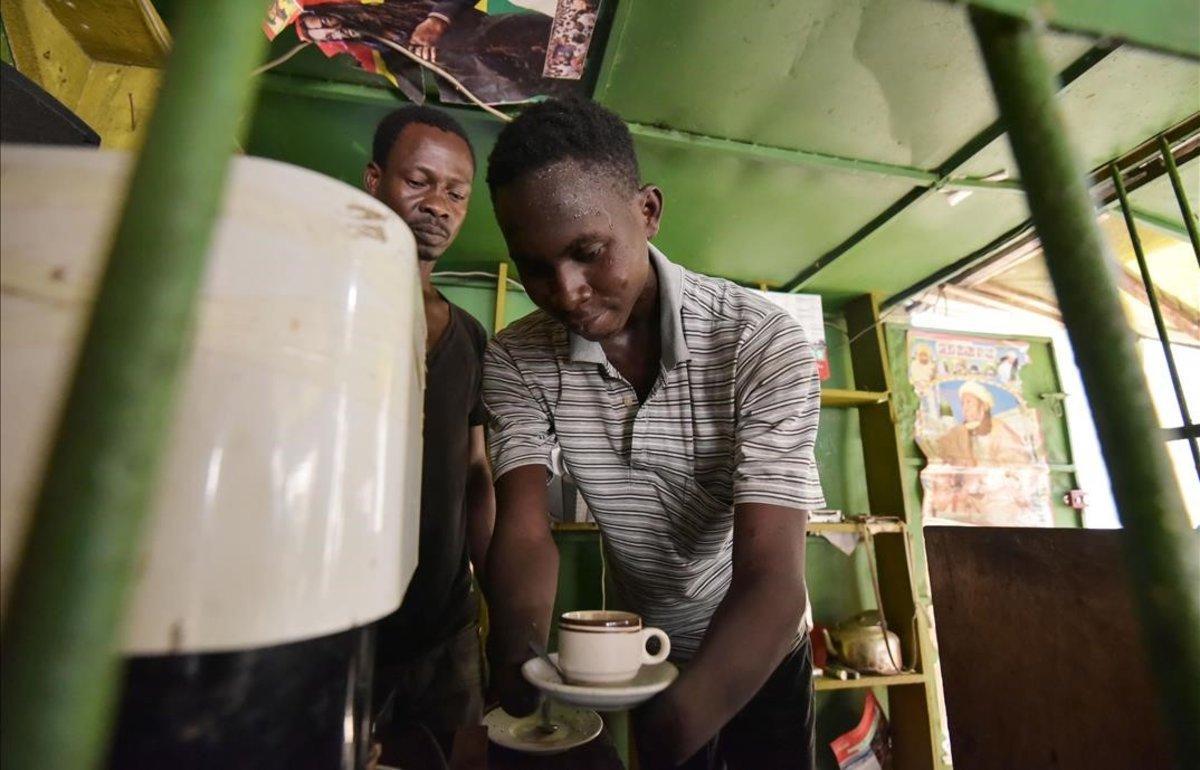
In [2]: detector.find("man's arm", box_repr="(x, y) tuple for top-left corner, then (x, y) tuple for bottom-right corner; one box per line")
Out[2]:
(483, 464), (559, 717)
(480, 336), (563, 715)
(464, 425), (495, 580)
(636, 503), (808, 766)
(639, 309), (822, 765)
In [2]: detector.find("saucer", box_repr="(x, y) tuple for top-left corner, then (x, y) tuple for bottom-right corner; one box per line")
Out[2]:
(522, 653), (679, 711)
(483, 703), (603, 755)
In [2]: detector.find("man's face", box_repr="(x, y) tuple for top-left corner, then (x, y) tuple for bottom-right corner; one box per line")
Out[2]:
(365, 123), (474, 262)
(962, 393), (989, 426)
(494, 161), (662, 341)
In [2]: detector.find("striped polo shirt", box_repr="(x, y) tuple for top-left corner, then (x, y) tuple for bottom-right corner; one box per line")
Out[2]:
(483, 246), (824, 659)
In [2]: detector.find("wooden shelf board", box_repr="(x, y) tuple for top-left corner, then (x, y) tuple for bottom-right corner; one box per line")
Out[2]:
(808, 520), (904, 534)
(820, 388), (889, 407)
(551, 521), (600, 532)
(813, 672), (926, 691)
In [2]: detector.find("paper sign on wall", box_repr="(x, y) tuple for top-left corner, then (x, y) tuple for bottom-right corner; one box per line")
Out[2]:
(755, 291), (830, 381)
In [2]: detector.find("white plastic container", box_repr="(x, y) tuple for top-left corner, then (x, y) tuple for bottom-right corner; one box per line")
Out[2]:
(1, 145), (425, 654)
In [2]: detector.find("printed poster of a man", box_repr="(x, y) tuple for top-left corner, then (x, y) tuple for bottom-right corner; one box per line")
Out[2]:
(934, 380), (1042, 467)
(908, 331), (1053, 527)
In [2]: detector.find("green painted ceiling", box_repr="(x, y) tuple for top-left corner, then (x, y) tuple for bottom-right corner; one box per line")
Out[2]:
(595, 0), (1094, 168)
(154, 0), (1200, 306)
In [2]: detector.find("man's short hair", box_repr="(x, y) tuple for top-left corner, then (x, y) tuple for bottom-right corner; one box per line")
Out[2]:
(372, 105), (475, 169)
(486, 97), (639, 192)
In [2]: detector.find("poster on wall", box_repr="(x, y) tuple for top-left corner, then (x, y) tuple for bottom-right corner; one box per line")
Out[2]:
(265, 0), (602, 105)
(908, 330), (1053, 527)
(754, 291), (830, 380)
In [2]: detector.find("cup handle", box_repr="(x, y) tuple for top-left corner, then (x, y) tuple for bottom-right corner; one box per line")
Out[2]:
(641, 627), (671, 665)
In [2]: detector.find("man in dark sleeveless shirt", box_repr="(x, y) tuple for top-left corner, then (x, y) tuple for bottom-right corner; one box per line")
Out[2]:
(363, 106), (495, 763)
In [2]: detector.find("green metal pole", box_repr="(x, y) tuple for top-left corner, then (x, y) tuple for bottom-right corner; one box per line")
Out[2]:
(1157, 135), (1200, 269)
(970, 9), (1200, 764)
(1111, 164), (1200, 479)
(0, 2), (265, 768)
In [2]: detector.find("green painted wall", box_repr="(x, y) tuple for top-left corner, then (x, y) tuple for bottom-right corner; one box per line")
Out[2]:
(0, 13), (13, 66)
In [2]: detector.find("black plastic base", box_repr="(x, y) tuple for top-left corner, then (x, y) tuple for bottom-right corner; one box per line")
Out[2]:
(107, 626), (373, 770)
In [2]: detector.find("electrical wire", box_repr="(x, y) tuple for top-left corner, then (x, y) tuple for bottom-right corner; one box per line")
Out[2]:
(251, 41), (311, 76)
(598, 529), (607, 611)
(367, 34), (513, 123)
(247, 29), (513, 124)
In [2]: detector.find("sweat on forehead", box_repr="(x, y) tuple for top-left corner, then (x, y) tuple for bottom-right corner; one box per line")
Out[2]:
(533, 158), (633, 194)
(496, 159), (631, 216)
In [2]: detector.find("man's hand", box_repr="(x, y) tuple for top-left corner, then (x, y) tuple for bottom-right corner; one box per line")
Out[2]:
(492, 658), (540, 718)
(410, 16), (449, 61)
(364, 741), (382, 770)
(633, 691), (687, 769)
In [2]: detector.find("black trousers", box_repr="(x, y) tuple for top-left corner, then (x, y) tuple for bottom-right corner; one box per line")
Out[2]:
(655, 636), (816, 770)
(373, 623), (485, 764)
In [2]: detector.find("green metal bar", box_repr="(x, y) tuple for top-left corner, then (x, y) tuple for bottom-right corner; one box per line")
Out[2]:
(1157, 135), (1200, 268)
(963, 0), (1200, 59)
(970, 9), (1200, 765)
(0, 1), (265, 768)
(626, 121), (1021, 189)
(1111, 165), (1200, 479)
(1164, 424), (1200, 442)
(940, 176), (1025, 192)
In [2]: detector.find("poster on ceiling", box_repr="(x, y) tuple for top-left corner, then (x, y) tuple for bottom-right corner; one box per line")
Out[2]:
(908, 330), (1053, 527)
(264, 0), (602, 105)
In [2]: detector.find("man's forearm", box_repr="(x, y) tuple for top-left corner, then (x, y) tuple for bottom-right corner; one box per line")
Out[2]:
(652, 573), (806, 762)
(484, 525), (559, 664)
(464, 466), (495, 579)
(483, 465), (561, 668)
(639, 502), (809, 766)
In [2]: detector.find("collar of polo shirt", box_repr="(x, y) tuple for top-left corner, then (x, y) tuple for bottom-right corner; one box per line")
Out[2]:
(567, 244), (692, 370)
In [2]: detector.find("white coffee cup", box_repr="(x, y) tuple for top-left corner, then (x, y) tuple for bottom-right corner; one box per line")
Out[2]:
(557, 610), (671, 685)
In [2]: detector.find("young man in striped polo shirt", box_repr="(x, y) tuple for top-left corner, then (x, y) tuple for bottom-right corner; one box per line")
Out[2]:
(481, 98), (823, 769)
